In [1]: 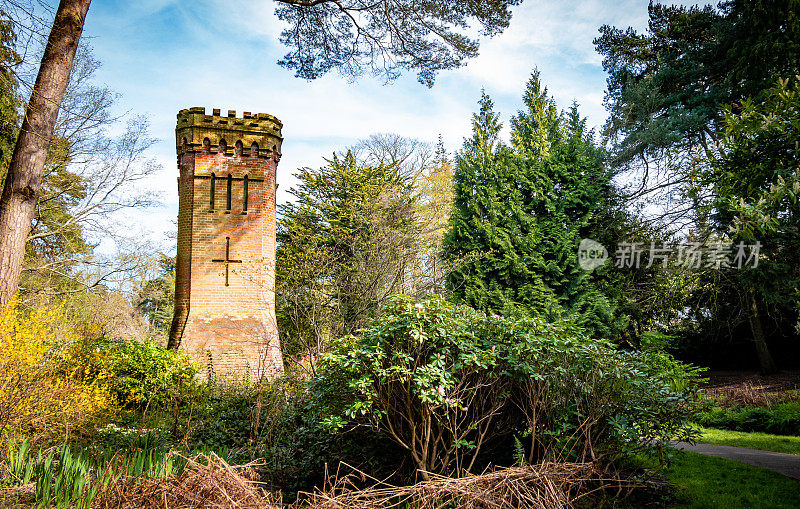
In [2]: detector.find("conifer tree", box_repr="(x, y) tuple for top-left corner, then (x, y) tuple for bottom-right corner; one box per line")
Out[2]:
(445, 74), (627, 338)
(277, 152), (419, 356)
(445, 91), (556, 316)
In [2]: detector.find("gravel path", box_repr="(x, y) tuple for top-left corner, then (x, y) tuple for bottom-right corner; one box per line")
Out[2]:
(673, 442), (800, 480)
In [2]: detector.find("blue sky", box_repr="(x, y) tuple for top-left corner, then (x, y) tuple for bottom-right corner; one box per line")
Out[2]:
(77, 0), (687, 251)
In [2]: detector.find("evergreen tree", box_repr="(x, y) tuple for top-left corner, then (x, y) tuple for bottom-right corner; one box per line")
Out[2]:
(445, 75), (627, 338)
(546, 102), (624, 338)
(595, 0), (800, 368)
(683, 77), (800, 372)
(276, 152), (418, 357)
(512, 73), (624, 337)
(0, 17), (19, 175)
(136, 255), (176, 337)
(595, 0), (800, 183)
(444, 91), (546, 316)
(510, 71), (561, 159)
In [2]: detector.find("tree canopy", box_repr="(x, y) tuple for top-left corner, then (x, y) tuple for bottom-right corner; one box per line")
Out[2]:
(681, 77), (800, 372)
(594, 0), (800, 218)
(275, 0), (523, 86)
(276, 152), (417, 360)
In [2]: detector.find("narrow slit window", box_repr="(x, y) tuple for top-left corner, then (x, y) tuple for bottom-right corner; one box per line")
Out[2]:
(226, 174), (232, 212)
(242, 175), (249, 213)
(209, 173), (216, 211)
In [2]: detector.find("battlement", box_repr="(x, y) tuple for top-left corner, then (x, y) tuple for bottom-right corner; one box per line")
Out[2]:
(176, 107), (283, 157)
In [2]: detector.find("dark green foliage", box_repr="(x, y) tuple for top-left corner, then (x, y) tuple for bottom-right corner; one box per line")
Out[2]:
(26, 140), (91, 264)
(314, 295), (702, 476)
(717, 78), (800, 320)
(675, 78), (800, 371)
(595, 0), (800, 168)
(443, 91), (526, 315)
(444, 76), (627, 339)
(184, 388), (256, 453)
(275, 0), (522, 86)
(258, 400), (406, 497)
(711, 78), (800, 239)
(697, 402), (800, 436)
(185, 378), (405, 497)
(595, 1), (800, 370)
(692, 76), (800, 276)
(0, 15), (19, 176)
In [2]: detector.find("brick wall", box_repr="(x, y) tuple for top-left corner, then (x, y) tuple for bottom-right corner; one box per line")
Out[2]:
(170, 108), (284, 381)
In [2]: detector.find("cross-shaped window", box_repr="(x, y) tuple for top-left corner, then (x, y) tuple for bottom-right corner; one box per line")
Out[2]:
(211, 236), (242, 286)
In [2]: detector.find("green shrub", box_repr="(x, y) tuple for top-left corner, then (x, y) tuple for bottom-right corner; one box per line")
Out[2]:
(258, 390), (404, 497)
(314, 295), (702, 477)
(697, 402), (800, 435)
(187, 383), (254, 451)
(98, 339), (198, 410)
(638, 332), (707, 393)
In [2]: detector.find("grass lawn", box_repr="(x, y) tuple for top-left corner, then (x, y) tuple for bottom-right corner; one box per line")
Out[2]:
(665, 451), (800, 509)
(697, 428), (800, 455)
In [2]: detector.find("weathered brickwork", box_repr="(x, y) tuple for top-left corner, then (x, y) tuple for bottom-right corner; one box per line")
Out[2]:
(169, 107), (284, 381)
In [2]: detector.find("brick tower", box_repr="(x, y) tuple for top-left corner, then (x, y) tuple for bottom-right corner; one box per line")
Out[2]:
(169, 107), (284, 381)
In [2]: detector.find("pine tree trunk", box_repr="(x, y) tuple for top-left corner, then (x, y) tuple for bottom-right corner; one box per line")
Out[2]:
(0, 0), (91, 308)
(747, 290), (777, 374)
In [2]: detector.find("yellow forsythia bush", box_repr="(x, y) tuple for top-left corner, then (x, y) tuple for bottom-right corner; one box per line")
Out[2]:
(0, 299), (115, 439)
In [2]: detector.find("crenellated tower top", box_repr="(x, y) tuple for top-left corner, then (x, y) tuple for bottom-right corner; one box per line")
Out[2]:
(176, 107), (283, 159)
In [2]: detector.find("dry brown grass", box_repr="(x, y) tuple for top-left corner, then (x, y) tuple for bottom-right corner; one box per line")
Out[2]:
(94, 453), (282, 509)
(1, 454), (639, 508)
(295, 461), (623, 509)
(0, 482), (35, 507)
(704, 371), (800, 408)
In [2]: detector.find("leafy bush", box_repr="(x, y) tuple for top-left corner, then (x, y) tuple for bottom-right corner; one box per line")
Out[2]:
(0, 300), (114, 440)
(99, 339), (197, 410)
(315, 295), (702, 477)
(258, 391), (403, 497)
(187, 381), (271, 454)
(636, 331), (708, 393)
(697, 402), (800, 435)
